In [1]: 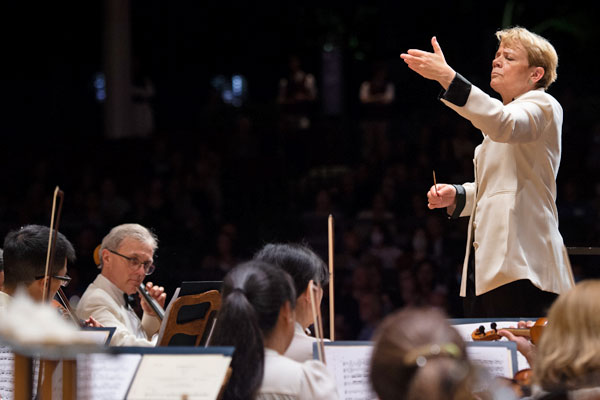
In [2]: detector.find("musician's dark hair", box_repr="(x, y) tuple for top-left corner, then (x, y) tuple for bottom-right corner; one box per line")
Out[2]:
(210, 260), (296, 400)
(2, 225), (76, 287)
(254, 243), (329, 297)
(370, 307), (476, 400)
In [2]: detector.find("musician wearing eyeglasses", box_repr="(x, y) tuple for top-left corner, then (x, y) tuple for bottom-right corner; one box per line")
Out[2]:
(0, 225), (82, 314)
(76, 223), (166, 346)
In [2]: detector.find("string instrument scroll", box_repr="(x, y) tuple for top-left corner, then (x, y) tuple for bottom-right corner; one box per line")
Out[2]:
(473, 318), (548, 398)
(471, 318), (547, 345)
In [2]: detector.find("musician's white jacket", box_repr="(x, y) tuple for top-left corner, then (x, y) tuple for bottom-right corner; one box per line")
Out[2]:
(76, 274), (159, 346)
(442, 74), (575, 296)
(258, 348), (339, 400)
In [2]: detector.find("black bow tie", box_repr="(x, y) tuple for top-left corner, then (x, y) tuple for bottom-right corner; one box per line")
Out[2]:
(123, 293), (136, 308)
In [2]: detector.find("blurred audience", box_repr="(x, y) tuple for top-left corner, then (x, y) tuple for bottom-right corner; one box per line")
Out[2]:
(1, 58), (596, 341)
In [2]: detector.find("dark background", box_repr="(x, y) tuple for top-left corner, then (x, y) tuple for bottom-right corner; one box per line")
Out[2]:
(2, 1), (599, 337)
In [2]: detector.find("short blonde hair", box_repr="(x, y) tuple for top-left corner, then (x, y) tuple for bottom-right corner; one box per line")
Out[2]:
(496, 26), (558, 90)
(534, 280), (600, 390)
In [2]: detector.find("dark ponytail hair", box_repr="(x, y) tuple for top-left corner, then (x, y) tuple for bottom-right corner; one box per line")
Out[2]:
(210, 261), (296, 400)
(254, 243), (329, 298)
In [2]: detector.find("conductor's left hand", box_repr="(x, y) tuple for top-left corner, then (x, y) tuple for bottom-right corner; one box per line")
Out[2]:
(400, 36), (456, 89)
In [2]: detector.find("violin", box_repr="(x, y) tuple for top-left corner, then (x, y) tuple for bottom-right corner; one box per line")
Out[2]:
(471, 317), (548, 344)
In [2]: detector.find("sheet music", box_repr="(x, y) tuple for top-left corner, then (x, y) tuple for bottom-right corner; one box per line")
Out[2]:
(0, 346), (14, 400)
(323, 345), (377, 400)
(156, 287), (180, 345)
(75, 353), (142, 400)
(0, 346), (39, 400)
(126, 354), (231, 400)
(451, 320), (530, 370)
(466, 345), (514, 378)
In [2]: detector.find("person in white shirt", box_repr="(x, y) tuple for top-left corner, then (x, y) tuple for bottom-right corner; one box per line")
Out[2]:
(76, 223), (166, 346)
(210, 260), (339, 400)
(254, 243), (329, 363)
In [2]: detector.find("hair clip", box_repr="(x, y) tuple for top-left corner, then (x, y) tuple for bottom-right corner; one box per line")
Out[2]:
(403, 343), (462, 367)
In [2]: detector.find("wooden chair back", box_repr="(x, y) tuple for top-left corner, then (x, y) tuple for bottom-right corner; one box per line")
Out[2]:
(158, 290), (221, 346)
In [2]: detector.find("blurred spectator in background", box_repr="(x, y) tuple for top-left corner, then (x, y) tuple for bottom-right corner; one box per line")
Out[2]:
(278, 54), (317, 131)
(359, 60), (395, 163)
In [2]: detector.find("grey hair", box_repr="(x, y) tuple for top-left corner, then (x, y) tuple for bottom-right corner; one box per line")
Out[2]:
(99, 224), (158, 267)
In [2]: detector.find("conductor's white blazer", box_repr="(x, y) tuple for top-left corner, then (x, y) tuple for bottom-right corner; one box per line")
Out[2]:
(442, 77), (575, 296)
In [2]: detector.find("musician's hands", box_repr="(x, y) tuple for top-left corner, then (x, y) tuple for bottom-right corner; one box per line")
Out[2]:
(400, 36), (456, 89)
(427, 183), (457, 210)
(84, 316), (104, 328)
(139, 281), (166, 316)
(498, 321), (537, 366)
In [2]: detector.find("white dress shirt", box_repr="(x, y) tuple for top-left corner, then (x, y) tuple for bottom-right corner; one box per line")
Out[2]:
(258, 348), (339, 400)
(76, 274), (159, 346)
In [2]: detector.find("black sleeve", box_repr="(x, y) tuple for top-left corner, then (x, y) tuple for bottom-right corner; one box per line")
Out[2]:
(438, 73), (472, 107)
(449, 184), (466, 219)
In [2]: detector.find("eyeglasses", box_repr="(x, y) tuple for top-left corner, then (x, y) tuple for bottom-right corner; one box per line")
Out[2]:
(107, 249), (155, 275)
(35, 274), (72, 287)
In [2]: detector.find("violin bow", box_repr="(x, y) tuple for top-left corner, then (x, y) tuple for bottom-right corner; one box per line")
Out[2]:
(42, 187), (63, 303)
(309, 281), (326, 364)
(42, 187), (83, 327)
(328, 214), (335, 341)
(37, 187), (65, 398)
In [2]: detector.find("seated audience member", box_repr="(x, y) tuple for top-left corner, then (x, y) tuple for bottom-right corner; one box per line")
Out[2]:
(370, 307), (493, 400)
(76, 223), (166, 346)
(0, 225), (97, 327)
(210, 261), (338, 400)
(254, 243), (329, 362)
(500, 280), (600, 399)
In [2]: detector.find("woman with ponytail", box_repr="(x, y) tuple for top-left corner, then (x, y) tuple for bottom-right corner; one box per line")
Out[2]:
(210, 260), (338, 400)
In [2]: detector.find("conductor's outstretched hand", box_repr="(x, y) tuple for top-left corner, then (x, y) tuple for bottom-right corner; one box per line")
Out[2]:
(400, 36), (456, 89)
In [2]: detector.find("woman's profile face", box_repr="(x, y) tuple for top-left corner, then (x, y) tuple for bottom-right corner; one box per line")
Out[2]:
(490, 41), (536, 103)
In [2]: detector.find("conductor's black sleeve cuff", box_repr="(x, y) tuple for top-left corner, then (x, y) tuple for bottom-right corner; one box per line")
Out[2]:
(438, 73), (472, 107)
(449, 184), (466, 219)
